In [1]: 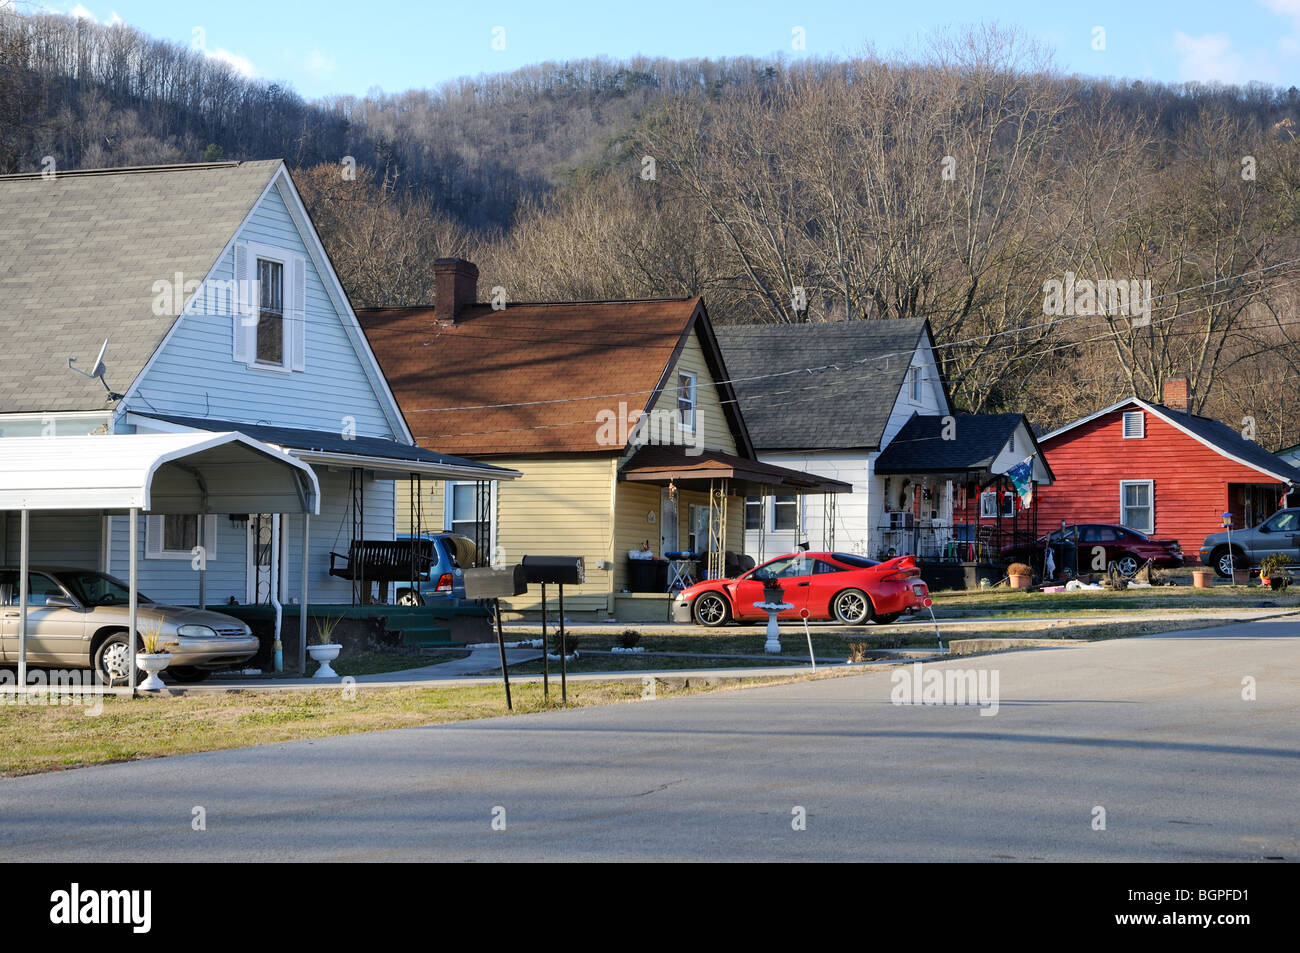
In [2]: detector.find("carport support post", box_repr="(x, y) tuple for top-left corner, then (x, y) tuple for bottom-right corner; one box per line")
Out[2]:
(17, 509), (28, 689)
(129, 507), (138, 696)
(299, 516), (310, 677)
(197, 513), (206, 610)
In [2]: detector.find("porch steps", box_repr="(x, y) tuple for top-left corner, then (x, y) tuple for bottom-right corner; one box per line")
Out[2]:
(396, 624), (454, 648)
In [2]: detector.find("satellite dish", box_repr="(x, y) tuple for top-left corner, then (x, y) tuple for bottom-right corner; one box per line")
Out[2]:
(68, 338), (122, 400)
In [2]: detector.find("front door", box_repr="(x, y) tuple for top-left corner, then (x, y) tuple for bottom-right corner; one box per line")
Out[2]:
(660, 490), (678, 557)
(246, 515), (273, 605)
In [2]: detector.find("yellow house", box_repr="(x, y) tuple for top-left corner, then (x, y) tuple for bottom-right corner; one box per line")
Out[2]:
(359, 259), (848, 621)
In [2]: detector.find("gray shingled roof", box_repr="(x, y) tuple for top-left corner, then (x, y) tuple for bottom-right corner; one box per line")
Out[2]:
(875, 413), (1026, 474)
(715, 318), (932, 451)
(1157, 405), (1300, 484)
(0, 161), (282, 413)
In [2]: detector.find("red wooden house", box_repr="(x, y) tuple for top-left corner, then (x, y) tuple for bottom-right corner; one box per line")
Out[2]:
(1035, 380), (1300, 557)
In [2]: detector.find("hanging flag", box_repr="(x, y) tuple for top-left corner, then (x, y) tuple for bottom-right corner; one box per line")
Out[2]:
(1005, 458), (1035, 510)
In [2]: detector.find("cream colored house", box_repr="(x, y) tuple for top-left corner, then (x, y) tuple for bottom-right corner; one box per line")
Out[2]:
(359, 259), (847, 620)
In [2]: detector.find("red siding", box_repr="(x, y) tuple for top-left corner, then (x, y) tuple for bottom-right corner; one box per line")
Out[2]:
(1036, 407), (1286, 555)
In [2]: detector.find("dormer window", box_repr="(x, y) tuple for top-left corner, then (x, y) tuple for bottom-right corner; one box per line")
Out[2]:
(232, 240), (307, 372)
(1122, 411), (1145, 438)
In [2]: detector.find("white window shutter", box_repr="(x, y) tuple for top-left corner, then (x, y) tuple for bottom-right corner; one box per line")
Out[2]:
(290, 254), (307, 371)
(145, 515), (163, 559)
(232, 242), (255, 364)
(202, 515), (219, 559)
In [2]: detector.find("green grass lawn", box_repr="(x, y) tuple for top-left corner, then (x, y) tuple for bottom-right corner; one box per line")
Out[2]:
(0, 673), (836, 778)
(301, 648), (470, 678)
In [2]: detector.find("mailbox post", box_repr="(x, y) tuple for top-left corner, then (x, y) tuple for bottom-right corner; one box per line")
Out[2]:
(522, 556), (585, 703)
(463, 565), (528, 711)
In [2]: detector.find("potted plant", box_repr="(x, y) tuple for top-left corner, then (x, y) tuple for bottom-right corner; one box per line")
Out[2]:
(611, 629), (644, 655)
(1259, 553), (1291, 591)
(135, 617), (172, 691)
(308, 615), (344, 678)
(1006, 562), (1033, 589)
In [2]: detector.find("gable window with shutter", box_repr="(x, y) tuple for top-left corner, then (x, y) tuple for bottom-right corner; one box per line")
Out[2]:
(1122, 411), (1145, 438)
(232, 241), (307, 372)
(145, 515), (220, 560)
(677, 372), (697, 433)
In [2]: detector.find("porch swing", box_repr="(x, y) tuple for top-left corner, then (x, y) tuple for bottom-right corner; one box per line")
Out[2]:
(327, 469), (437, 605)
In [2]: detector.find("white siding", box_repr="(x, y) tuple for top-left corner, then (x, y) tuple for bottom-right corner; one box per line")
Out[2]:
(881, 341), (950, 447)
(744, 451), (872, 562)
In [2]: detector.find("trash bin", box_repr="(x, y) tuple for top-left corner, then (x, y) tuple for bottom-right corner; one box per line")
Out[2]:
(627, 558), (668, 593)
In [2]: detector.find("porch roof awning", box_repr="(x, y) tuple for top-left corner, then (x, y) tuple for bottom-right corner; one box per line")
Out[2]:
(0, 431), (320, 514)
(620, 446), (852, 495)
(874, 413), (1055, 483)
(127, 413), (521, 482)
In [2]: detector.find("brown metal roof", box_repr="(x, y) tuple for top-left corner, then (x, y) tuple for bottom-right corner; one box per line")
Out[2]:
(359, 297), (751, 456)
(620, 446), (852, 495)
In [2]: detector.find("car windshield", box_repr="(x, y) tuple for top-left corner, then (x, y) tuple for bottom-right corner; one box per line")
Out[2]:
(58, 571), (153, 606)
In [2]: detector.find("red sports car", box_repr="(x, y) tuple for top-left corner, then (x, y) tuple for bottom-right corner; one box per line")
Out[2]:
(671, 551), (930, 627)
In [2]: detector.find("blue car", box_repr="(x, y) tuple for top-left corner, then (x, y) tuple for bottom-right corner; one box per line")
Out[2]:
(393, 533), (482, 605)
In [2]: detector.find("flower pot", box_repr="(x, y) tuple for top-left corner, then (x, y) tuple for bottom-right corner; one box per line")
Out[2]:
(762, 585), (786, 605)
(1192, 569), (1213, 589)
(308, 643), (343, 678)
(135, 653), (170, 691)
(1232, 569), (1251, 586)
(1008, 573), (1032, 589)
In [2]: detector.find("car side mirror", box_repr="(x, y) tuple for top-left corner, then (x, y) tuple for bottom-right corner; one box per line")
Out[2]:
(1259, 525), (1270, 534)
(44, 596), (76, 609)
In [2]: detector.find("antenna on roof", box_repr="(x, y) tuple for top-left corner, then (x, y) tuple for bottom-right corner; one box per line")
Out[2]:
(68, 338), (124, 401)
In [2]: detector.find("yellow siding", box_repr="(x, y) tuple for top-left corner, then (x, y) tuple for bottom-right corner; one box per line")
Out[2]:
(613, 484), (745, 589)
(493, 456), (616, 613)
(646, 327), (739, 456)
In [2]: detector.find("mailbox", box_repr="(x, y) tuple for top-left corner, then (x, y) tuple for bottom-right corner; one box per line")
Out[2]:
(521, 555), (585, 585)
(463, 565), (527, 600)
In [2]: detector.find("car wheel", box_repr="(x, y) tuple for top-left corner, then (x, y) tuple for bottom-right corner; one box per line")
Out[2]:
(1212, 547), (1243, 579)
(832, 589), (872, 626)
(692, 592), (731, 627)
(872, 611), (902, 625)
(396, 589), (425, 607)
(93, 631), (137, 687)
(1113, 554), (1141, 577)
(166, 666), (211, 683)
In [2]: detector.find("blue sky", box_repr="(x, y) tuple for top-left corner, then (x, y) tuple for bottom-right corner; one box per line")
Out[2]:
(29, 0), (1300, 99)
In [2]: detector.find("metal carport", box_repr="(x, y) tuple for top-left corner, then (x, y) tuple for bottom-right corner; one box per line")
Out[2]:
(0, 432), (320, 692)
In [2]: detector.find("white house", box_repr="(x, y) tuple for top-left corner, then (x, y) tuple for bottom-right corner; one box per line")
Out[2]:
(0, 160), (517, 674)
(716, 319), (1052, 571)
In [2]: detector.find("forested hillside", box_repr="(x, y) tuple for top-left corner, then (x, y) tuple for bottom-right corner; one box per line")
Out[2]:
(3, 9), (1299, 441)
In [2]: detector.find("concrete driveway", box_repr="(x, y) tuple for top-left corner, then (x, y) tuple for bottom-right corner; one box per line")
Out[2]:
(2, 617), (1296, 861)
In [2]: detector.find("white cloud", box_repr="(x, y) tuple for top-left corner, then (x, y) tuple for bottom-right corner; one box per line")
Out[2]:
(69, 3), (95, 19)
(208, 47), (257, 78)
(1172, 31), (1248, 83)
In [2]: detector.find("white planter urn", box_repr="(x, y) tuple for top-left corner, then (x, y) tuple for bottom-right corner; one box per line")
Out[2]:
(135, 653), (171, 691)
(308, 643), (343, 678)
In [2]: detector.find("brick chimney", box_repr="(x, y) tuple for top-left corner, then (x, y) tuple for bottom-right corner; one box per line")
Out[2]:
(433, 258), (478, 325)
(1163, 377), (1190, 412)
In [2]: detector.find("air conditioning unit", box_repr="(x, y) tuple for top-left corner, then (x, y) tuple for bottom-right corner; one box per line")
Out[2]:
(888, 512), (914, 530)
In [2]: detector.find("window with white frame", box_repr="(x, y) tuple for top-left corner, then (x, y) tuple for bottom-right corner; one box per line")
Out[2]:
(677, 371), (697, 433)
(145, 515), (219, 560)
(1122, 411), (1145, 438)
(1120, 480), (1154, 533)
(446, 481), (492, 557)
(772, 494), (798, 531)
(255, 258), (284, 367)
(980, 490), (1014, 518)
(908, 365), (923, 404)
(745, 496), (762, 530)
(232, 240), (307, 372)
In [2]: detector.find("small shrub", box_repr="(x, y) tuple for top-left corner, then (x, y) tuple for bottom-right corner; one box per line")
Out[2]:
(847, 641), (871, 663)
(139, 616), (169, 654)
(1006, 563), (1033, 577)
(313, 615), (344, 645)
(551, 631), (581, 655)
(618, 629), (641, 648)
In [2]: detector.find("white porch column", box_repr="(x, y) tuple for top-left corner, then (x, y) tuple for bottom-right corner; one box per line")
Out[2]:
(298, 515), (310, 677)
(197, 513), (207, 610)
(17, 510), (28, 688)
(129, 508), (138, 694)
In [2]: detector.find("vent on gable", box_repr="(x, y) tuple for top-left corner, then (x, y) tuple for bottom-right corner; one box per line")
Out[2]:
(1122, 411), (1145, 439)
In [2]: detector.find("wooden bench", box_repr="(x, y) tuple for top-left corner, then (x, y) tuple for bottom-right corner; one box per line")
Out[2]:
(329, 539), (436, 583)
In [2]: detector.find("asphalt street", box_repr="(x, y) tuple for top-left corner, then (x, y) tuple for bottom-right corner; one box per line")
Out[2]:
(2, 617), (1296, 861)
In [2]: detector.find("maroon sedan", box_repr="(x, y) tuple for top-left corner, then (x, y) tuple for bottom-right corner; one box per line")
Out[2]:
(1004, 523), (1183, 578)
